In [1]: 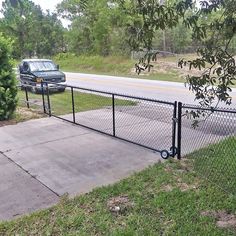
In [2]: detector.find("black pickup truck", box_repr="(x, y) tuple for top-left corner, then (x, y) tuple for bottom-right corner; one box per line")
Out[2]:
(19, 59), (66, 93)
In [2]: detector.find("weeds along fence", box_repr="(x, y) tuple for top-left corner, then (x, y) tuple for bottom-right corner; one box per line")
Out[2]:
(19, 83), (236, 194)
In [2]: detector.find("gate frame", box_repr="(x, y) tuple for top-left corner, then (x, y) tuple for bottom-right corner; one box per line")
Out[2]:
(22, 82), (179, 159)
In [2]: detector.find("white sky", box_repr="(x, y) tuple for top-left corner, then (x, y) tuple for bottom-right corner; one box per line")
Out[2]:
(0, 0), (71, 27)
(30, 0), (61, 12)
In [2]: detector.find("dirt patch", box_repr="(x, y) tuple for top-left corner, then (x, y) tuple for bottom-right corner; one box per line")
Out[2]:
(178, 158), (193, 172)
(177, 182), (198, 191)
(0, 119), (17, 127)
(0, 107), (45, 127)
(131, 58), (201, 78)
(164, 165), (174, 173)
(107, 195), (134, 214)
(161, 182), (198, 192)
(16, 107), (44, 121)
(155, 60), (200, 77)
(161, 184), (174, 192)
(201, 210), (236, 229)
(28, 99), (43, 106)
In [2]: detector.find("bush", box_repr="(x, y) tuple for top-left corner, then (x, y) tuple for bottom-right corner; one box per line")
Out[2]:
(0, 35), (18, 120)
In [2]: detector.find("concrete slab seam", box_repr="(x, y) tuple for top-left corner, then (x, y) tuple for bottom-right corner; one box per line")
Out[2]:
(0, 151), (60, 197)
(3, 129), (93, 153)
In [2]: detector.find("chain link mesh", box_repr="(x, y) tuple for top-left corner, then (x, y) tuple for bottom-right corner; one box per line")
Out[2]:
(182, 104), (236, 194)
(115, 95), (175, 152)
(46, 85), (176, 153)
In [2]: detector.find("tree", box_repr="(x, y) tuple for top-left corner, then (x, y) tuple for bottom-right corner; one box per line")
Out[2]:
(120, 0), (236, 107)
(0, 34), (18, 120)
(57, 0), (133, 56)
(178, 0), (236, 107)
(0, 0), (65, 58)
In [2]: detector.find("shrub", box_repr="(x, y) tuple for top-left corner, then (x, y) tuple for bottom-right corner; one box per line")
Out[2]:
(0, 34), (18, 120)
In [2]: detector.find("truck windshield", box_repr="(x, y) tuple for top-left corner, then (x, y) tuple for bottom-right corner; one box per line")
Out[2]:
(29, 61), (57, 72)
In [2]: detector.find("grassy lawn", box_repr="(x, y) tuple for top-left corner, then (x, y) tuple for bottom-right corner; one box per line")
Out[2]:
(53, 54), (189, 83)
(17, 90), (136, 116)
(54, 54), (135, 76)
(187, 137), (236, 195)
(54, 53), (236, 87)
(139, 71), (185, 83)
(0, 138), (235, 235)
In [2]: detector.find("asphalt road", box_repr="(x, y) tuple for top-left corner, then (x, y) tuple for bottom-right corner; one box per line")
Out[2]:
(65, 72), (236, 108)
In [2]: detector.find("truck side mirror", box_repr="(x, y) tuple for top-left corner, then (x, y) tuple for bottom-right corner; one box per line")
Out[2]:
(56, 64), (59, 70)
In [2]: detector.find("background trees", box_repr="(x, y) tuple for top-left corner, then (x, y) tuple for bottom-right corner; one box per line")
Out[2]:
(1, 0), (235, 60)
(122, 0), (236, 107)
(57, 0), (131, 56)
(0, 0), (65, 58)
(3, 0), (233, 59)
(0, 0), (235, 108)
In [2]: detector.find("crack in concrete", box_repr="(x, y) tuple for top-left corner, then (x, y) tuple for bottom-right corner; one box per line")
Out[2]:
(0, 151), (60, 198)
(2, 130), (93, 153)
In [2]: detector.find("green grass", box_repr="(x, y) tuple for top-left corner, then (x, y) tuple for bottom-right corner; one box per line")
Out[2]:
(53, 53), (185, 83)
(17, 90), (136, 116)
(0, 138), (235, 235)
(139, 71), (185, 83)
(53, 53), (236, 87)
(187, 137), (236, 194)
(54, 54), (135, 76)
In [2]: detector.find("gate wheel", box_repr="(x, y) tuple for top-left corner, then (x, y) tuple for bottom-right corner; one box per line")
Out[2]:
(161, 150), (170, 159)
(170, 147), (178, 156)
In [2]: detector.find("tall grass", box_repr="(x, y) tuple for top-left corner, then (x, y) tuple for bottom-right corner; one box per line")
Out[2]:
(53, 53), (135, 75)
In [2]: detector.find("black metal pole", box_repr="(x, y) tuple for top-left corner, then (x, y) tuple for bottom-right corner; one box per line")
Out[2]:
(46, 83), (51, 117)
(24, 86), (29, 109)
(71, 87), (75, 123)
(41, 82), (46, 113)
(171, 101), (177, 157)
(177, 102), (182, 160)
(112, 94), (116, 137)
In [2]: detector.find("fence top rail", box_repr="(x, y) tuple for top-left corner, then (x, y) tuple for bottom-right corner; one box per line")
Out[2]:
(42, 81), (176, 106)
(183, 103), (236, 114)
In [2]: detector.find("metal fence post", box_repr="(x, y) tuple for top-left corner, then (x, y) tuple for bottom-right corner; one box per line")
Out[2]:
(41, 82), (46, 113)
(112, 94), (116, 137)
(71, 87), (75, 123)
(177, 102), (182, 160)
(24, 86), (30, 109)
(46, 83), (51, 117)
(171, 101), (177, 157)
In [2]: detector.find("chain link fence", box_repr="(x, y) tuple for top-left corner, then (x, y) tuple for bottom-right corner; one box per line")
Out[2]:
(180, 104), (236, 194)
(19, 84), (236, 194)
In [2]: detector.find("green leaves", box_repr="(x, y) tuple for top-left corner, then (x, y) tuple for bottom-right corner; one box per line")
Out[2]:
(130, 0), (236, 108)
(1, 0), (65, 58)
(0, 34), (17, 120)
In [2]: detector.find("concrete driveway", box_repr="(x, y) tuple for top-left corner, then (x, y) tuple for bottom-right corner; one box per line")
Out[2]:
(0, 117), (161, 221)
